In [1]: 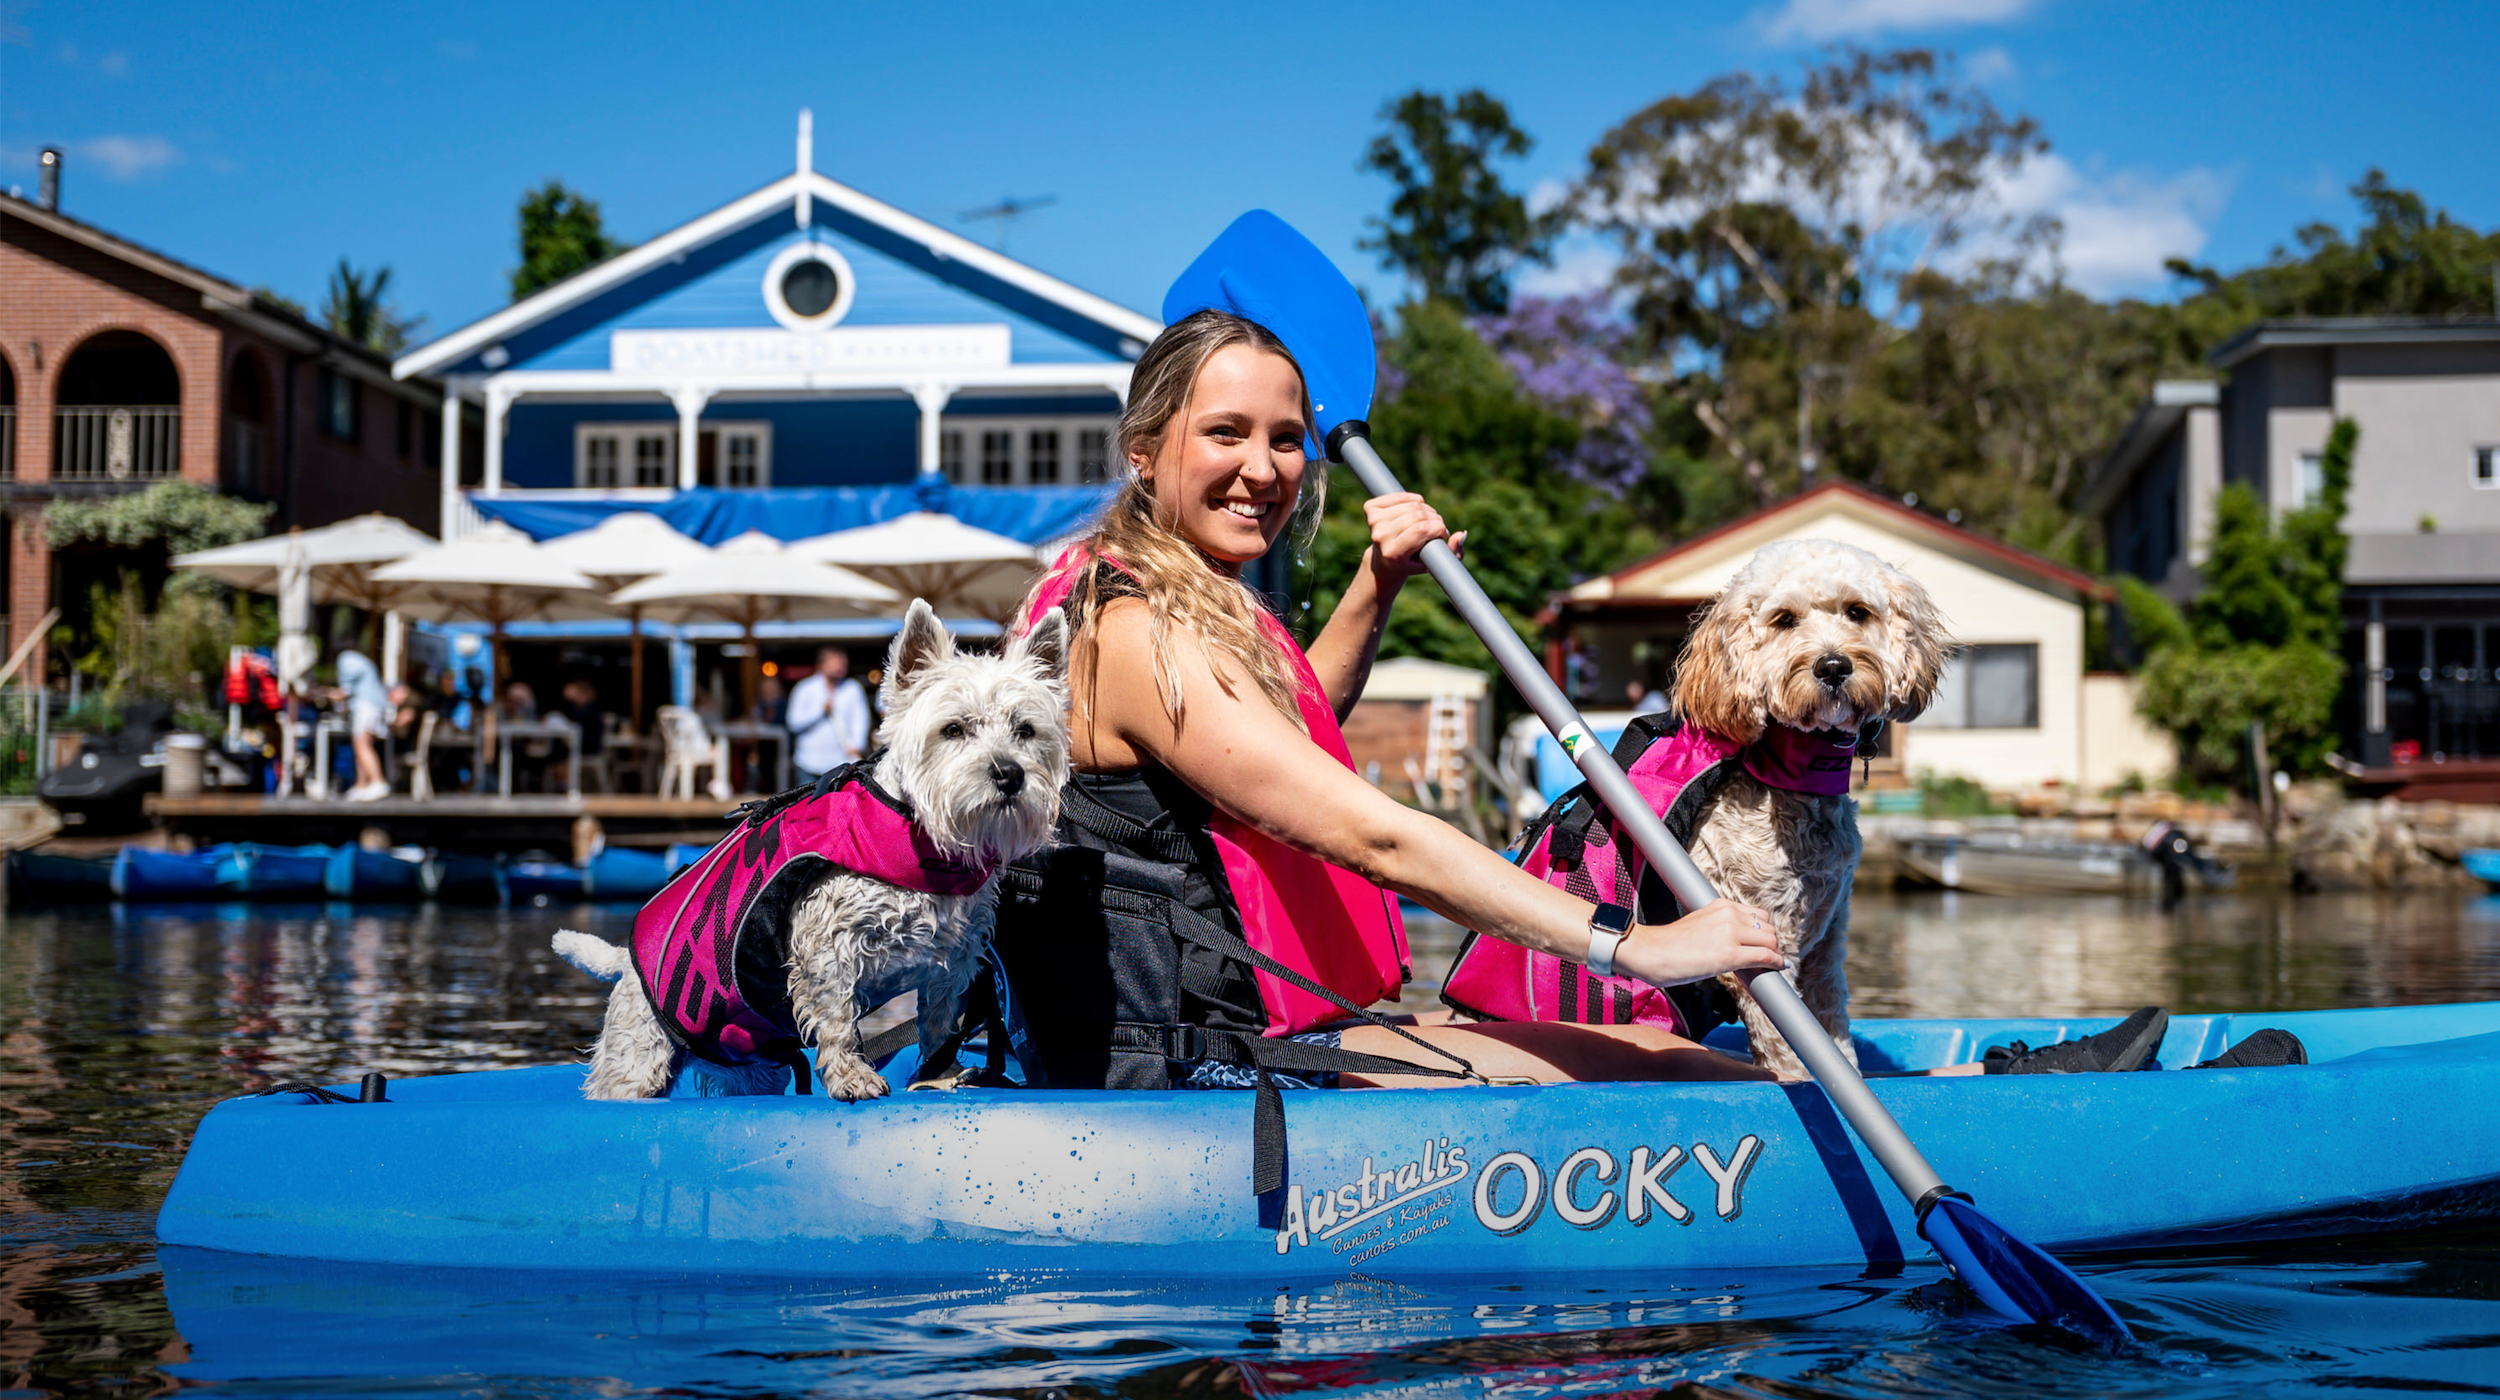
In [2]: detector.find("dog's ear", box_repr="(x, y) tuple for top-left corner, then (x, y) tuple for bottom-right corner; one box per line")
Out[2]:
(883, 598), (954, 704)
(1880, 564), (1951, 720)
(1009, 610), (1069, 685)
(1670, 597), (1766, 744)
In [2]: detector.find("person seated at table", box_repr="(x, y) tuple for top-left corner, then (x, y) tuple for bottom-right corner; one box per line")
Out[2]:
(333, 649), (393, 803)
(552, 678), (606, 791)
(753, 674), (787, 727)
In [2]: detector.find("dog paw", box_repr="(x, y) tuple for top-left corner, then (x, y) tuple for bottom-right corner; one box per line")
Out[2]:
(818, 1060), (893, 1102)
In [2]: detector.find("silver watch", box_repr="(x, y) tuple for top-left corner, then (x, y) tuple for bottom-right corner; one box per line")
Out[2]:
(1585, 901), (1632, 978)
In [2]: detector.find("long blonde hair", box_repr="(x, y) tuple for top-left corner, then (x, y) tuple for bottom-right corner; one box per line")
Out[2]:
(1050, 309), (1327, 732)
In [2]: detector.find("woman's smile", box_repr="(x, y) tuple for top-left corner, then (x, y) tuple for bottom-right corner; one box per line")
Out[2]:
(1135, 343), (1309, 567)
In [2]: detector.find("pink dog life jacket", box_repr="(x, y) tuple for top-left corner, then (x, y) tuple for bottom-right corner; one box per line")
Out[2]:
(630, 763), (998, 1072)
(1439, 715), (1860, 1035)
(1020, 547), (1409, 1034)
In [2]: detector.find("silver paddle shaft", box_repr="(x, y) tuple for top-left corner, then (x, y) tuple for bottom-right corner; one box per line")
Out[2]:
(1338, 434), (1948, 1209)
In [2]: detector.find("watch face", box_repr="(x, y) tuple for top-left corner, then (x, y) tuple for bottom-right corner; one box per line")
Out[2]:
(1593, 902), (1634, 935)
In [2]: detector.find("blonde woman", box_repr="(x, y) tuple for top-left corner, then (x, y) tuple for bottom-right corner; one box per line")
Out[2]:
(993, 310), (1784, 1093)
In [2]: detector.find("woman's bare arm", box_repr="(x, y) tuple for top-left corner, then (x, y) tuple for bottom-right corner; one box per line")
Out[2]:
(1084, 599), (1785, 990)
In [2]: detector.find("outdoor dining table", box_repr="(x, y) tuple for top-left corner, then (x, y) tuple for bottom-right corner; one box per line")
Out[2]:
(713, 720), (794, 794)
(495, 717), (582, 799)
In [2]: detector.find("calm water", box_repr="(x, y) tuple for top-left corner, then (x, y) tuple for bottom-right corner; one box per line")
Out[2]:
(4, 891), (2499, 1397)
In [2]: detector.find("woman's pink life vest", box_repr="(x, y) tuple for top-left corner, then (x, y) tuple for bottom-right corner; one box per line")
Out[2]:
(1440, 714), (1859, 1035)
(630, 764), (998, 1071)
(1020, 548), (1409, 1035)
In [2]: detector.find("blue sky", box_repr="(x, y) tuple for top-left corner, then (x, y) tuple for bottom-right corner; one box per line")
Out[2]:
(4, 0), (2493, 344)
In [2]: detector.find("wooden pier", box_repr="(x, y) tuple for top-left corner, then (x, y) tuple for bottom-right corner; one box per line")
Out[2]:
(146, 793), (747, 858)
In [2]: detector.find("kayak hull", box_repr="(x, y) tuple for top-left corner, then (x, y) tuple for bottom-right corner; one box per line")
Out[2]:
(155, 1003), (2500, 1278)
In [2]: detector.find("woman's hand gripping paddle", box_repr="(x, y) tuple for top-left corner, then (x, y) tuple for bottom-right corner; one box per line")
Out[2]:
(1164, 210), (2131, 1348)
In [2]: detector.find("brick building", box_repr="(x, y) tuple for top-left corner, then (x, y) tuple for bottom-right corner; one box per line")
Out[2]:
(0, 187), (463, 685)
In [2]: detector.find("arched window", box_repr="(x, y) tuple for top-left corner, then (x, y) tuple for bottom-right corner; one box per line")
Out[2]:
(55, 330), (180, 480)
(224, 349), (271, 497)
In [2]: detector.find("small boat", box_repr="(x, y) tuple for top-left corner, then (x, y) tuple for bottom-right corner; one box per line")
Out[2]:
(5, 849), (115, 901)
(2463, 849), (2500, 886)
(1898, 833), (2156, 895)
(422, 852), (503, 903)
(583, 846), (672, 902)
(663, 842), (717, 875)
(213, 844), (333, 899)
(323, 846), (427, 901)
(111, 845), (221, 901)
(503, 857), (587, 903)
(155, 1002), (2500, 1279)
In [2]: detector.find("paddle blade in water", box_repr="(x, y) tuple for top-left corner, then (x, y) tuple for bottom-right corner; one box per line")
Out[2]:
(1921, 1194), (2132, 1346)
(1162, 210), (1374, 449)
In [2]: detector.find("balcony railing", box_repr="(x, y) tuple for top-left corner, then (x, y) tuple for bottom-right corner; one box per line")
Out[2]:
(54, 406), (180, 482)
(0, 407), (14, 479)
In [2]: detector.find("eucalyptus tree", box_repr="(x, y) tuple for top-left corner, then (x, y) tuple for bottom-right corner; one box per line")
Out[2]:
(1359, 89), (1560, 314)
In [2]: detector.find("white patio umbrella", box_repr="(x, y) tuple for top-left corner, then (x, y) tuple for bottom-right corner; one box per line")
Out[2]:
(176, 513), (441, 679)
(539, 512), (714, 722)
(369, 520), (609, 680)
(785, 511), (1044, 623)
(607, 530), (897, 716)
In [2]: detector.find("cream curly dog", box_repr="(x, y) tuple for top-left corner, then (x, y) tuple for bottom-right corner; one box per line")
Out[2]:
(1672, 539), (1950, 1081)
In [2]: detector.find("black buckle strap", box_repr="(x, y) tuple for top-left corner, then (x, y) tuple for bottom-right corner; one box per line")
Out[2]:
(1058, 780), (1201, 865)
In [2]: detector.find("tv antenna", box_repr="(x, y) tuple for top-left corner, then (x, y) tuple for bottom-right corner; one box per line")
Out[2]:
(959, 194), (1057, 254)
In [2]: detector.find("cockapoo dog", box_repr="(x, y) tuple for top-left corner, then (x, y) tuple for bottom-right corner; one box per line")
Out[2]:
(554, 600), (1070, 1100)
(1672, 539), (1949, 1082)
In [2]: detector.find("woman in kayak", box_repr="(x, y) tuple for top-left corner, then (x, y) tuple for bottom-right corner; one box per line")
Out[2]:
(994, 309), (1787, 1091)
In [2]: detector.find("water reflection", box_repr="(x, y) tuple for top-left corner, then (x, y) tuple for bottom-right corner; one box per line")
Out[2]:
(3, 893), (2498, 1397)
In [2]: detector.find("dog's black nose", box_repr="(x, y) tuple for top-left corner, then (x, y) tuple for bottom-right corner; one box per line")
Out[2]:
(988, 758), (1026, 797)
(1814, 653), (1853, 686)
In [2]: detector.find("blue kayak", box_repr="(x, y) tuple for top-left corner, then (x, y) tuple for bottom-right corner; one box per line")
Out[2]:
(112, 845), (222, 901)
(504, 858), (588, 903)
(155, 1002), (2500, 1278)
(322, 846), (427, 901)
(214, 843), (333, 899)
(583, 846), (672, 901)
(2463, 849), (2500, 886)
(6, 849), (115, 900)
(422, 852), (503, 902)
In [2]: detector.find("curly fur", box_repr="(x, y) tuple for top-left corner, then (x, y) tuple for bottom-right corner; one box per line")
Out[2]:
(1671, 539), (1951, 1081)
(556, 599), (1071, 1101)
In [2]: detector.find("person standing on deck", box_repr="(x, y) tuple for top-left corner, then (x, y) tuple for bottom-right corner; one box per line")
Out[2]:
(788, 645), (870, 786)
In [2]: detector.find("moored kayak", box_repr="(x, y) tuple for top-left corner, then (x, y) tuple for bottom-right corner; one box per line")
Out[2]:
(112, 845), (221, 901)
(2463, 849), (2500, 886)
(214, 843), (334, 899)
(504, 858), (587, 903)
(583, 846), (671, 901)
(422, 852), (503, 902)
(6, 849), (115, 900)
(323, 846), (427, 901)
(155, 1002), (2500, 1279)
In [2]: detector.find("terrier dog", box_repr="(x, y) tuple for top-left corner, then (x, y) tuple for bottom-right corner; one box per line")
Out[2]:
(554, 600), (1070, 1100)
(1672, 539), (1949, 1081)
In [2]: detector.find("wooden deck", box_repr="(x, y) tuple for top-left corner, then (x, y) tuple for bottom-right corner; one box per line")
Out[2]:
(146, 793), (749, 855)
(2351, 760), (2500, 805)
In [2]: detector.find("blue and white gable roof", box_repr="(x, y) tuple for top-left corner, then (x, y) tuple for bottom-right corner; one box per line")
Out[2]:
(394, 171), (1160, 382)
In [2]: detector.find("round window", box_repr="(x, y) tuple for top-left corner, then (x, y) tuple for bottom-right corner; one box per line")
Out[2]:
(781, 258), (840, 319)
(762, 241), (858, 332)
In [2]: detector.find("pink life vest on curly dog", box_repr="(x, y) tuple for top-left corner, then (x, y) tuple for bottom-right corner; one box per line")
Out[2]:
(630, 765), (997, 1070)
(1440, 716), (1858, 1035)
(1020, 547), (1409, 1034)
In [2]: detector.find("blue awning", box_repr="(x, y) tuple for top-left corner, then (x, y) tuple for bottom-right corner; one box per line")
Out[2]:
(469, 475), (1117, 547)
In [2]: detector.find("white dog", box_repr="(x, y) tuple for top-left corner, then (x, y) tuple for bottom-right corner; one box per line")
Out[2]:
(1671, 539), (1949, 1081)
(555, 600), (1070, 1100)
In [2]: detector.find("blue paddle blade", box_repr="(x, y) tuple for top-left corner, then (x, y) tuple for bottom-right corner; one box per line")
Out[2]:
(1163, 210), (1376, 456)
(1921, 1195), (2132, 1346)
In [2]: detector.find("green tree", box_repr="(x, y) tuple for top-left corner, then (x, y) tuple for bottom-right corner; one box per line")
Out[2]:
(1358, 89), (1556, 314)
(46, 479), (274, 558)
(1299, 301), (1649, 667)
(321, 258), (424, 355)
(512, 180), (630, 300)
(2125, 419), (2356, 783)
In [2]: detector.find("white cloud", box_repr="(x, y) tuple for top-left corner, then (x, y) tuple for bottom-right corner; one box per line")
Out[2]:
(75, 135), (183, 180)
(1515, 237), (1619, 299)
(97, 50), (128, 76)
(437, 37), (479, 60)
(1965, 45), (2017, 85)
(1990, 154), (2230, 295)
(1760, 0), (2032, 43)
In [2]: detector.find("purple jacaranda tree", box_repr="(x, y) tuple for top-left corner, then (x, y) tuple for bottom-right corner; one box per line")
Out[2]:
(1471, 294), (1653, 491)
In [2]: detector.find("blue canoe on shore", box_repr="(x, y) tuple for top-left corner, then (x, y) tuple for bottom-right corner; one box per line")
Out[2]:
(155, 1002), (2500, 1279)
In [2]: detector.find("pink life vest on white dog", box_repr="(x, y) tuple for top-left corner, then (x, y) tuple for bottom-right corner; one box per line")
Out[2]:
(1440, 715), (1859, 1034)
(1019, 547), (1409, 1035)
(631, 764), (997, 1070)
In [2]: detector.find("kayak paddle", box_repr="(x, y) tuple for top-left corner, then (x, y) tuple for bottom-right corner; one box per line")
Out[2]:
(1164, 209), (2132, 1348)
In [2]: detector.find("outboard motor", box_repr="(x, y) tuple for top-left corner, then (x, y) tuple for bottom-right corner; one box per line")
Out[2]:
(39, 702), (178, 833)
(2142, 819), (2233, 907)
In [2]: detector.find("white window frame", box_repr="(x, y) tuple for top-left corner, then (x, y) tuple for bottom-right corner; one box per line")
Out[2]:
(937, 415), (1119, 486)
(2473, 445), (2500, 490)
(574, 419), (774, 488)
